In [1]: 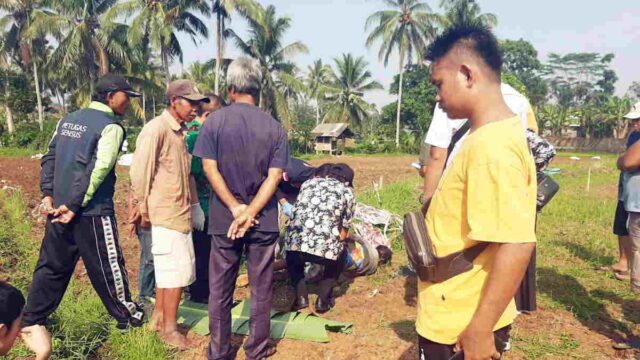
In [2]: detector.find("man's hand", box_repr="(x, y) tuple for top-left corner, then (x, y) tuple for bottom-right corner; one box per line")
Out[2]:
(21, 325), (52, 360)
(51, 205), (75, 224)
(454, 324), (500, 360)
(418, 165), (427, 178)
(127, 204), (150, 237)
(40, 197), (55, 217)
(227, 209), (258, 240)
(230, 204), (248, 219)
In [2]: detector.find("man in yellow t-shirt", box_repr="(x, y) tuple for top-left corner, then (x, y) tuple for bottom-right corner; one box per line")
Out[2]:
(417, 24), (537, 360)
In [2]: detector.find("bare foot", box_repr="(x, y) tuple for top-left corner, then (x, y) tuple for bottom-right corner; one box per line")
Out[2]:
(611, 262), (628, 273)
(148, 313), (163, 332)
(161, 330), (194, 348)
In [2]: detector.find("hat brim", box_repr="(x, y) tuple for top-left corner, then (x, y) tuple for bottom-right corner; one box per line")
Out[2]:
(624, 111), (640, 120)
(182, 94), (210, 102)
(123, 90), (142, 98)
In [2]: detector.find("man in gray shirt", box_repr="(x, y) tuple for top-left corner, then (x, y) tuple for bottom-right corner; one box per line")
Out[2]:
(194, 57), (289, 360)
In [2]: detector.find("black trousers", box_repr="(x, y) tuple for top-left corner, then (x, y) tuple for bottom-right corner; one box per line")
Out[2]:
(286, 249), (346, 301)
(418, 326), (511, 360)
(22, 216), (143, 326)
(515, 249), (537, 312)
(207, 231), (278, 360)
(189, 223), (212, 303)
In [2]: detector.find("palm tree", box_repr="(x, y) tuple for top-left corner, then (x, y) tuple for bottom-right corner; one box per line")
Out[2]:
(105, 0), (210, 79)
(366, 0), (437, 147)
(438, 0), (498, 28)
(0, 0), (45, 130)
(186, 60), (217, 93)
(604, 96), (632, 139)
(211, 0), (259, 95)
(226, 4), (308, 128)
(306, 59), (331, 125)
(25, 0), (130, 97)
(0, 37), (16, 134)
(323, 54), (383, 127)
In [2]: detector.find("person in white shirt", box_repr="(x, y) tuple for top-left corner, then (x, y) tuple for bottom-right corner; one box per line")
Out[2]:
(420, 83), (538, 203)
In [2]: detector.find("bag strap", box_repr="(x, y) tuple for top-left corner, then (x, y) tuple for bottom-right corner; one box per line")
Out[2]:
(431, 242), (490, 283)
(446, 120), (471, 164)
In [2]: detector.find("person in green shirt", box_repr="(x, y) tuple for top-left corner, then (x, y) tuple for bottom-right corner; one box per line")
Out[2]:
(186, 94), (224, 303)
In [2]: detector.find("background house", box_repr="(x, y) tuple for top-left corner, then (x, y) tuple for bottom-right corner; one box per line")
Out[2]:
(311, 123), (355, 155)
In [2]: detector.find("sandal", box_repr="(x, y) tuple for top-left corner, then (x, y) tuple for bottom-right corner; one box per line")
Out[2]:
(257, 346), (277, 360)
(595, 265), (628, 273)
(595, 265), (614, 271)
(615, 271), (631, 281)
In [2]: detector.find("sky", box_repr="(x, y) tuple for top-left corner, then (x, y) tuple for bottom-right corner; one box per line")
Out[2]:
(172, 0), (640, 108)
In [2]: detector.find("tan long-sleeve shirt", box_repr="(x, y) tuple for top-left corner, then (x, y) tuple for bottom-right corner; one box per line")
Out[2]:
(130, 110), (197, 233)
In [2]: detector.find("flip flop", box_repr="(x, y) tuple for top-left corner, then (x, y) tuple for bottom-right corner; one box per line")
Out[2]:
(615, 272), (631, 281)
(595, 265), (614, 271)
(613, 342), (632, 350)
(595, 266), (628, 273)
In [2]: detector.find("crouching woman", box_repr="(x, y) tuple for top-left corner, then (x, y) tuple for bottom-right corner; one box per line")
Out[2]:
(284, 163), (355, 313)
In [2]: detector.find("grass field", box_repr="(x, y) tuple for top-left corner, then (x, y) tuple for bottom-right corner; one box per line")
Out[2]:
(0, 147), (41, 158)
(1, 155), (638, 359)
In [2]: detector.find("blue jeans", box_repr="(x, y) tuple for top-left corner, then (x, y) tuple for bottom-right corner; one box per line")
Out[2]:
(137, 227), (155, 301)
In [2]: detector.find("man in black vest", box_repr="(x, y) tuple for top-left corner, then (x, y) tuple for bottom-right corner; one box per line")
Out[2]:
(22, 74), (144, 332)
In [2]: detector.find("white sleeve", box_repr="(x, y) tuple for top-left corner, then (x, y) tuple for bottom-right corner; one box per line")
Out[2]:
(424, 104), (453, 148)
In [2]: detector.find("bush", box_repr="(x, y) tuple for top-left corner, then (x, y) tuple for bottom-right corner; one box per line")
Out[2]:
(125, 127), (142, 152)
(0, 119), (58, 151)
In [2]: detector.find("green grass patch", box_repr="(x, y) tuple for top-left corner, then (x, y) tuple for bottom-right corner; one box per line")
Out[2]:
(354, 157), (635, 358)
(0, 147), (40, 157)
(297, 152), (412, 161)
(105, 327), (175, 360)
(556, 151), (618, 159)
(0, 190), (38, 289)
(0, 189), (171, 360)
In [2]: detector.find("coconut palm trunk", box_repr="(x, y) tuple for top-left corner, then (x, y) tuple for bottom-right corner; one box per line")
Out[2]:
(4, 105), (15, 134)
(2, 70), (15, 134)
(215, 12), (222, 95)
(316, 96), (320, 125)
(161, 47), (170, 80)
(32, 55), (44, 131)
(142, 91), (146, 123)
(395, 49), (405, 148)
(92, 38), (110, 75)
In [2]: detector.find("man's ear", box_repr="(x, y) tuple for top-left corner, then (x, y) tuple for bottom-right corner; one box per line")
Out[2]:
(0, 323), (7, 338)
(459, 64), (474, 88)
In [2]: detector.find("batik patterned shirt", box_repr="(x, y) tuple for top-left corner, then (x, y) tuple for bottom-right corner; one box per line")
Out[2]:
(285, 177), (355, 260)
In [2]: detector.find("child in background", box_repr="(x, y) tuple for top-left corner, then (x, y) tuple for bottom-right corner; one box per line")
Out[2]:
(0, 282), (51, 360)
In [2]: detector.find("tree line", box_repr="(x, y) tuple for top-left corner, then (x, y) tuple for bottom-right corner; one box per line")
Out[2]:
(1, 0), (638, 153)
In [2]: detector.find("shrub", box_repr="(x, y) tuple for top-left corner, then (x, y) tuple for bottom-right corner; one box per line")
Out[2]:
(0, 119), (58, 151)
(125, 127), (142, 152)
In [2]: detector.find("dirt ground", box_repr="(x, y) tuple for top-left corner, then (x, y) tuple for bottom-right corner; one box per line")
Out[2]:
(0, 155), (632, 360)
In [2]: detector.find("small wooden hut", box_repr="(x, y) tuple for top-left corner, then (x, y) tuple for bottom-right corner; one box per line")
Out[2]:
(311, 123), (354, 155)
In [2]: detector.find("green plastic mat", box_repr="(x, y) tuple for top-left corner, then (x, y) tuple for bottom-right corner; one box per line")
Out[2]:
(176, 300), (353, 343)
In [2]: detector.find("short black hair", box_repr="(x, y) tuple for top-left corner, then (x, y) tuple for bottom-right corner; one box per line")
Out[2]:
(91, 91), (111, 105)
(315, 163), (354, 187)
(196, 93), (226, 117)
(0, 283), (25, 328)
(376, 245), (393, 266)
(425, 23), (503, 77)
